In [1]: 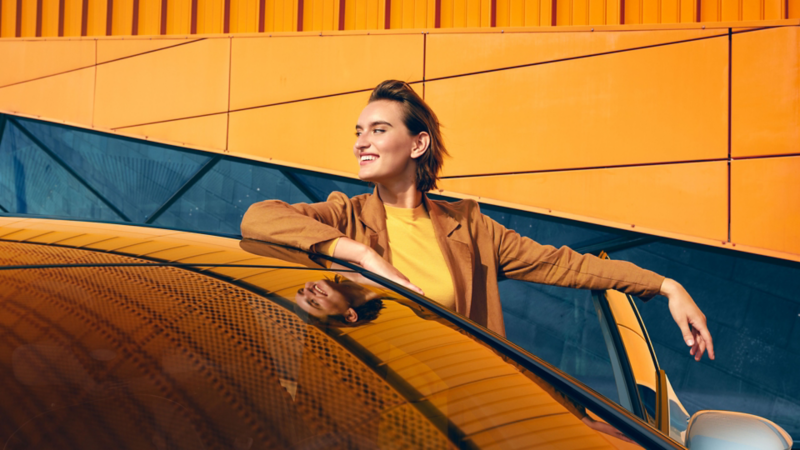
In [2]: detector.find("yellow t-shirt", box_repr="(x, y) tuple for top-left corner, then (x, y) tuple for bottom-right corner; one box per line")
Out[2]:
(383, 203), (455, 309)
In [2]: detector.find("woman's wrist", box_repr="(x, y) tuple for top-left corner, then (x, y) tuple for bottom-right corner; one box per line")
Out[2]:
(659, 278), (680, 298)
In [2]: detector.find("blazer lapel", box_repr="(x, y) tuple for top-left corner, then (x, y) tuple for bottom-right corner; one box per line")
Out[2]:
(424, 196), (473, 317)
(358, 189), (391, 261)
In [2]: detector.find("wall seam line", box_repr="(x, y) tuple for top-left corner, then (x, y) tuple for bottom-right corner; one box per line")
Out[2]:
(440, 158), (729, 179)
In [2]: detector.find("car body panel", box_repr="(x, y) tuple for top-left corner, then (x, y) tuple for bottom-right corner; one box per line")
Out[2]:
(0, 218), (687, 449)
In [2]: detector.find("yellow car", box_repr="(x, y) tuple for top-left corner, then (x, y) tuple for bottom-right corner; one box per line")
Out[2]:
(0, 217), (791, 449)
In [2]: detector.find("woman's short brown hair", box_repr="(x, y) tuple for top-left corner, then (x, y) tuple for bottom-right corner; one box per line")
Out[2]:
(369, 80), (449, 193)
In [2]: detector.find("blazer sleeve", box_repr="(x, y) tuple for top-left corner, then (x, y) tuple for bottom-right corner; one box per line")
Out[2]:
(476, 208), (665, 300)
(240, 191), (351, 252)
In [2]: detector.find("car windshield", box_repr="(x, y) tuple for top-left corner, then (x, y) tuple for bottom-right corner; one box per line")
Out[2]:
(0, 233), (677, 449)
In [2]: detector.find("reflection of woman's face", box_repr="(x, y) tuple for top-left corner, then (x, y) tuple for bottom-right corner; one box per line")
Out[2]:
(295, 279), (375, 322)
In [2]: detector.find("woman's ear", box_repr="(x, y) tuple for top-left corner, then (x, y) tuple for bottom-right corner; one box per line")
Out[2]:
(344, 308), (359, 323)
(410, 132), (430, 159)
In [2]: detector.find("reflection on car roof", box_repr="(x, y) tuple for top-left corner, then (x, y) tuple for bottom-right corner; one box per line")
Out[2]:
(0, 217), (630, 449)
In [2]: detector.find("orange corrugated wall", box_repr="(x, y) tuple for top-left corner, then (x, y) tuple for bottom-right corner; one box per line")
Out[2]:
(1, 0), (798, 37)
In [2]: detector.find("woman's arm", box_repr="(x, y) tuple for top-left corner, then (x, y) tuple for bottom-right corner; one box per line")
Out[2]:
(479, 210), (714, 361)
(241, 192), (351, 251)
(241, 193), (423, 294)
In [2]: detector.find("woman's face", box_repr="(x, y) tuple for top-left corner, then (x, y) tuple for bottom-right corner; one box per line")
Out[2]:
(295, 279), (374, 323)
(354, 100), (424, 187)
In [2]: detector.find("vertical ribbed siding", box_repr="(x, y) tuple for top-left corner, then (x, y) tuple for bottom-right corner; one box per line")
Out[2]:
(0, 0), (797, 35)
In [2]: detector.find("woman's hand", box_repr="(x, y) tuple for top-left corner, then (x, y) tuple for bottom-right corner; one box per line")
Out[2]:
(331, 238), (424, 295)
(661, 278), (715, 361)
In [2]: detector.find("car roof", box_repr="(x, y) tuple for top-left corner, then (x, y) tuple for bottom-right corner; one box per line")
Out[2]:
(0, 217), (680, 449)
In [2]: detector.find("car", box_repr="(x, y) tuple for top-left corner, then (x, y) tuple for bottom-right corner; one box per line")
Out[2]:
(0, 216), (792, 450)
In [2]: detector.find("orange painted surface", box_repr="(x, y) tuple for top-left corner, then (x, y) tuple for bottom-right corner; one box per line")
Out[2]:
(0, 0), (796, 38)
(731, 157), (800, 256)
(41, 0), (60, 37)
(229, 34), (423, 111)
(64, 0), (85, 36)
(439, 161), (729, 241)
(0, 0), (17, 38)
(137, 0), (163, 35)
(425, 28), (727, 79)
(197, 0), (225, 34)
(115, 113), (229, 150)
(230, 0), (261, 33)
(97, 38), (202, 63)
(0, 67), (95, 125)
(111, 0), (135, 35)
(166, 0), (192, 34)
(228, 91), (370, 173)
(86, 0), (109, 36)
(19, 0), (37, 37)
(94, 38), (230, 128)
(0, 40), (96, 88)
(732, 26), (800, 158)
(427, 37), (728, 176)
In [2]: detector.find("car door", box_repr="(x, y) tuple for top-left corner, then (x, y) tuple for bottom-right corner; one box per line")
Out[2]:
(592, 252), (691, 444)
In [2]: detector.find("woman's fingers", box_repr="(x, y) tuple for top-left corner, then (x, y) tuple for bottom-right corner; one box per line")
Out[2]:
(663, 278), (715, 361)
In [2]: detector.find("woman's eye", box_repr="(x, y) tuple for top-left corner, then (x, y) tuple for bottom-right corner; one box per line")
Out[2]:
(355, 131), (362, 137)
(374, 129), (385, 134)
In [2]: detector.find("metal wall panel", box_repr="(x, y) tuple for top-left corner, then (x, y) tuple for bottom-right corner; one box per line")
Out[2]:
(137, 0), (163, 35)
(440, 161), (729, 241)
(228, 34), (423, 110)
(425, 29), (727, 79)
(64, 0), (85, 36)
(86, 0), (109, 36)
(0, 40), (96, 88)
(94, 38), (230, 128)
(116, 113), (229, 150)
(228, 91), (370, 173)
(0, 0), (17, 37)
(166, 0), (192, 34)
(426, 37), (728, 176)
(732, 157), (800, 256)
(41, 0), (60, 37)
(732, 26), (800, 158)
(96, 37), (199, 63)
(111, 0), (135, 35)
(0, 0), (794, 36)
(197, 0), (225, 34)
(0, 68), (96, 124)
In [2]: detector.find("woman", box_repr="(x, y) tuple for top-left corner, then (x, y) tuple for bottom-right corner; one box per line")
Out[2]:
(242, 80), (714, 361)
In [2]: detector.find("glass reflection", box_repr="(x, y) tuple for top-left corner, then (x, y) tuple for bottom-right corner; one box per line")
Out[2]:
(294, 275), (386, 327)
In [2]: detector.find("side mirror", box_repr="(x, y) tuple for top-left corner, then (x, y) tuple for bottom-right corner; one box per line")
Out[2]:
(685, 410), (793, 450)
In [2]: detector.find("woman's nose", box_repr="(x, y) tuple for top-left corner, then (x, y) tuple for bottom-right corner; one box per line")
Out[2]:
(354, 133), (370, 149)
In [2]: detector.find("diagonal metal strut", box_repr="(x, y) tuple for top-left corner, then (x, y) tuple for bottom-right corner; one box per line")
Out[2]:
(10, 118), (132, 222)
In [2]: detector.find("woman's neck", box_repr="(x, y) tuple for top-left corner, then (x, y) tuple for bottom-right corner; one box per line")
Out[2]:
(377, 183), (423, 209)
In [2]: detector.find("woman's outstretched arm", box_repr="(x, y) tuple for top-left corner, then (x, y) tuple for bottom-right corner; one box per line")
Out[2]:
(478, 208), (714, 361)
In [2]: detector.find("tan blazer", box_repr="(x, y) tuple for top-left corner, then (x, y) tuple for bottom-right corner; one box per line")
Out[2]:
(241, 189), (664, 336)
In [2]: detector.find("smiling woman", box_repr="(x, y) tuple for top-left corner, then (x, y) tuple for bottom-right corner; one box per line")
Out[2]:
(241, 80), (715, 363)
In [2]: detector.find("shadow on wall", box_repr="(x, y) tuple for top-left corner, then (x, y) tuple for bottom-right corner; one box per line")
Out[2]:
(2, 114), (799, 442)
